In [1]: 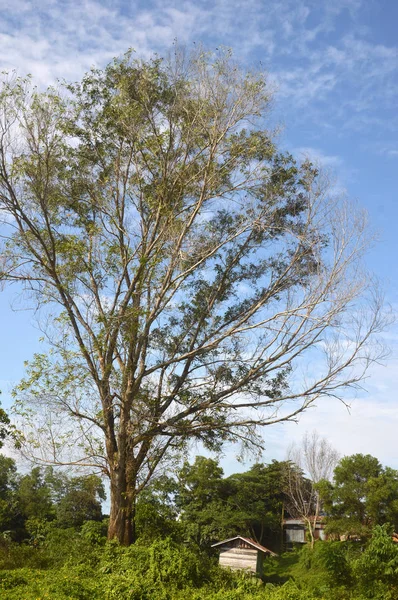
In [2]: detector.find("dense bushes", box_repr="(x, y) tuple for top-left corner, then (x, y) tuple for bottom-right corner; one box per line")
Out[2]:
(0, 528), (320, 600)
(1, 523), (398, 598)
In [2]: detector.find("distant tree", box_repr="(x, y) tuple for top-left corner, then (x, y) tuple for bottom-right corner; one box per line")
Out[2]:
(2, 463), (106, 539)
(354, 524), (398, 596)
(0, 454), (22, 537)
(324, 454), (398, 539)
(16, 466), (55, 522)
(135, 475), (179, 542)
(175, 456), (287, 550)
(0, 454), (17, 499)
(225, 461), (287, 549)
(0, 407), (10, 449)
(56, 474), (105, 528)
(0, 48), (386, 544)
(285, 432), (339, 547)
(175, 456), (234, 547)
(0, 396), (17, 449)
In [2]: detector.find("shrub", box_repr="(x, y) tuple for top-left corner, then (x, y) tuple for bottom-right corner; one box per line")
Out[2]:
(293, 540), (351, 594)
(81, 519), (108, 545)
(353, 524), (398, 598)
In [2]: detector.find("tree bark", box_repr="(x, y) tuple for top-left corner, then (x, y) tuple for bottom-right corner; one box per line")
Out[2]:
(108, 467), (137, 545)
(306, 517), (315, 549)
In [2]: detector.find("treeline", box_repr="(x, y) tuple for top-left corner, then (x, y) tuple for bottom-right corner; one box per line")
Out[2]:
(3, 451), (398, 549)
(135, 452), (398, 550)
(3, 452), (398, 599)
(0, 455), (105, 541)
(136, 457), (286, 551)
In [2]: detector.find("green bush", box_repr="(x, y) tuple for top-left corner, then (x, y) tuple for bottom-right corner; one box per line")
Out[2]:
(0, 539), (50, 570)
(353, 524), (398, 598)
(0, 570), (28, 590)
(148, 537), (206, 587)
(293, 540), (352, 593)
(81, 519), (108, 546)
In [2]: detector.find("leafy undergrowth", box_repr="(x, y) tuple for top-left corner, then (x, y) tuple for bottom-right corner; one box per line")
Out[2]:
(1, 526), (398, 599)
(0, 568), (318, 600)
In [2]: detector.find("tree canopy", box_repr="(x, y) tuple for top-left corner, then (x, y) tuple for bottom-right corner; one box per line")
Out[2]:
(0, 48), (386, 543)
(0, 455), (105, 541)
(322, 454), (398, 538)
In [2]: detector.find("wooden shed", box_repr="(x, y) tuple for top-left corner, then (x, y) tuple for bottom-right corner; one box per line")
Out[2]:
(211, 536), (276, 577)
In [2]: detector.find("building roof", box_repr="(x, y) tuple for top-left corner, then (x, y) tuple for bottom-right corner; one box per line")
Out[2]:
(211, 536), (277, 556)
(283, 516), (326, 525)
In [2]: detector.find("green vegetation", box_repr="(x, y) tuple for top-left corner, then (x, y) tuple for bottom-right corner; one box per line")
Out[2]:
(322, 454), (398, 539)
(1, 527), (398, 599)
(0, 455), (105, 542)
(1, 451), (398, 598)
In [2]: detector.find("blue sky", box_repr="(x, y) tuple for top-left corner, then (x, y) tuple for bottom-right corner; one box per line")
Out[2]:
(1, 0), (398, 471)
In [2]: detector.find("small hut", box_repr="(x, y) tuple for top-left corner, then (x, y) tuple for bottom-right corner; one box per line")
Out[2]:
(211, 536), (276, 577)
(283, 517), (327, 547)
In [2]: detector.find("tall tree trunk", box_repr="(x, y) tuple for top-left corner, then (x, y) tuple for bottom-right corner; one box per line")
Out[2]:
(108, 466), (137, 545)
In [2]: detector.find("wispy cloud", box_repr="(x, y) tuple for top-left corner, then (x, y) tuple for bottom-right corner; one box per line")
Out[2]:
(293, 147), (343, 168)
(2, 0), (395, 138)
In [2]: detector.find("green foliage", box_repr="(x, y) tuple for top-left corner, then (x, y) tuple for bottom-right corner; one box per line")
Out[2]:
(80, 519), (108, 545)
(294, 541), (352, 592)
(325, 454), (398, 538)
(0, 456), (106, 541)
(16, 467), (55, 522)
(4, 451), (398, 599)
(135, 476), (180, 543)
(0, 404), (11, 448)
(225, 461), (287, 550)
(175, 456), (285, 550)
(56, 475), (105, 528)
(175, 456), (235, 547)
(0, 456), (22, 538)
(3, 531), (398, 600)
(0, 566), (103, 599)
(149, 537), (206, 587)
(0, 539), (51, 570)
(353, 524), (398, 597)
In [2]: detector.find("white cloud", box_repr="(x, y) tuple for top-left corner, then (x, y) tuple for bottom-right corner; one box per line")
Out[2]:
(293, 146), (343, 168)
(218, 375), (398, 475)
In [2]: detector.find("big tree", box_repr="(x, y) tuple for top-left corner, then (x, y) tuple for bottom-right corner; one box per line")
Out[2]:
(0, 49), (385, 544)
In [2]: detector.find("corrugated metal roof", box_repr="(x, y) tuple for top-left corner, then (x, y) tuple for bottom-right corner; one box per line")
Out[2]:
(211, 535), (277, 556)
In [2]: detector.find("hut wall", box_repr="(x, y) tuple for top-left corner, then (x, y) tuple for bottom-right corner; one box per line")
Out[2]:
(219, 547), (259, 572)
(285, 526), (306, 543)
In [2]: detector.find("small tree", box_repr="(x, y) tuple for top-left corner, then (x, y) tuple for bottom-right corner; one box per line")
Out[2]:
(0, 454), (22, 538)
(0, 48), (386, 544)
(175, 456), (231, 547)
(225, 461), (287, 548)
(286, 432), (339, 547)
